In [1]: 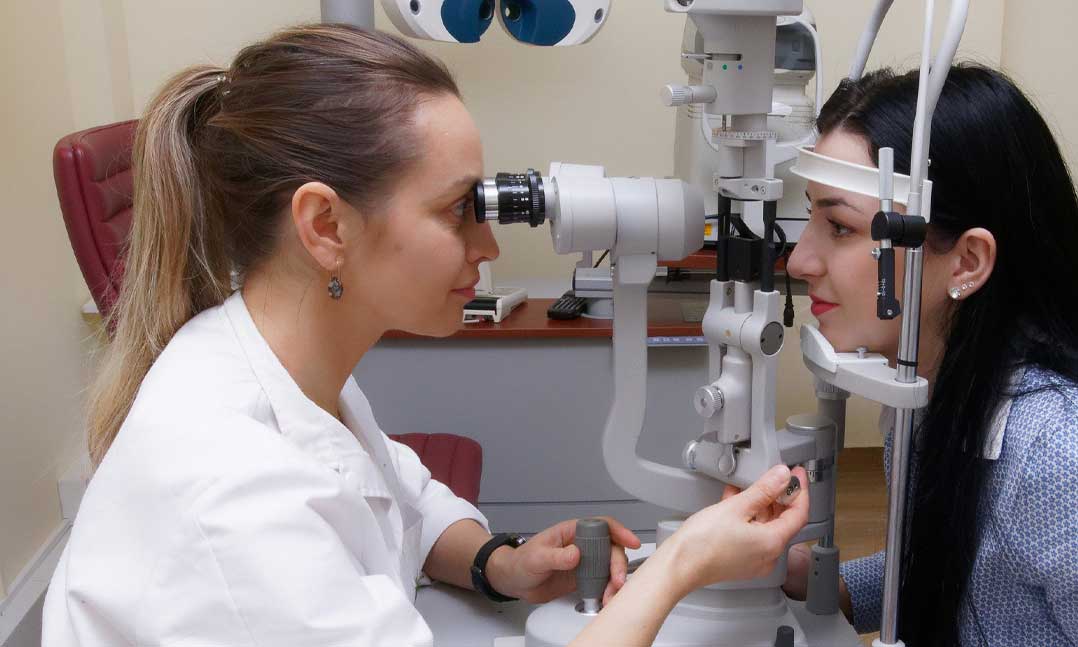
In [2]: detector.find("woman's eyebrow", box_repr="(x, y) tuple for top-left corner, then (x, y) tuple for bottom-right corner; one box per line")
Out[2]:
(426, 175), (481, 206)
(440, 175), (481, 197)
(805, 191), (866, 215)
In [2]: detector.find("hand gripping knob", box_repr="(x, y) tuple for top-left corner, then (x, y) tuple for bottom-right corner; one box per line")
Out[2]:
(575, 518), (611, 615)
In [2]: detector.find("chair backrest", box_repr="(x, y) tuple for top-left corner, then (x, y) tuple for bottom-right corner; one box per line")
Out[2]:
(390, 433), (483, 506)
(53, 120), (138, 318)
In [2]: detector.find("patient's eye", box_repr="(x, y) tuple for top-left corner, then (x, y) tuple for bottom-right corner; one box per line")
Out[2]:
(828, 218), (852, 238)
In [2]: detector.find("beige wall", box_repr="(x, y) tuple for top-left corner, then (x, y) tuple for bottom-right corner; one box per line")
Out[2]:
(0, 0), (1071, 601)
(1001, 0), (1078, 173)
(0, 1), (108, 596)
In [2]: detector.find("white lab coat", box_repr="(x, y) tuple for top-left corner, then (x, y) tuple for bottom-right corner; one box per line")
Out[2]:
(43, 292), (489, 646)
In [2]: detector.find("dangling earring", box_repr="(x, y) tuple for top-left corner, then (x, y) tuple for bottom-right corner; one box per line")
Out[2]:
(328, 258), (344, 300)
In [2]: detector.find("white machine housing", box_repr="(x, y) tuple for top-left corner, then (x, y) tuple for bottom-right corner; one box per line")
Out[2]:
(545, 162), (704, 261)
(381, 0), (494, 43)
(496, 0), (611, 46)
(380, 0), (611, 45)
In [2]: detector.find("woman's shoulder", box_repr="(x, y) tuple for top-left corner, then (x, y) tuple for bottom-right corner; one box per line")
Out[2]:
(131, 303), (261, 419)
(997, 366), (1078, 498)
(1005, 365), (1078, 444)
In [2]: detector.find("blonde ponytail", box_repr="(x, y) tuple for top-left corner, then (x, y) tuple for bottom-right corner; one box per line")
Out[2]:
(85, 25), (461, 465)
(86, 66), (232, 465)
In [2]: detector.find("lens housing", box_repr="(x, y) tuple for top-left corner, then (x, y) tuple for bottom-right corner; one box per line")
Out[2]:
(472, 168), (546, 227)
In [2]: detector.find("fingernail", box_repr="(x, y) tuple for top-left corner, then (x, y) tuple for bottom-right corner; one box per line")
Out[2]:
(770, 463), (792, 480)
(777, 475), (801, 506)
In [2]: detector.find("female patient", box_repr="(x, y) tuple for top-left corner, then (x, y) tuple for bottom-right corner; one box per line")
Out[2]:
(785, 65), (1078, 645)
(43, 25), (807, 646)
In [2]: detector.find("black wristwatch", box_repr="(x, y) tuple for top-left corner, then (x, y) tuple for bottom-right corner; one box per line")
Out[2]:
(470, 533), (527, 603)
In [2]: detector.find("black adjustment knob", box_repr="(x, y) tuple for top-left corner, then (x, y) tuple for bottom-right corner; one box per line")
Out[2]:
(774, 625), (795, 647)
(871, 210), (927, 248)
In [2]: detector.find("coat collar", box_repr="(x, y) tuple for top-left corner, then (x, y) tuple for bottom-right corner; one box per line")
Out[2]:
(221, 291), (393, 498)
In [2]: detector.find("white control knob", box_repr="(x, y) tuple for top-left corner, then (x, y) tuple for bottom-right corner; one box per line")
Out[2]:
(694, 385), (724, 419)
(661, 84), (718, 107)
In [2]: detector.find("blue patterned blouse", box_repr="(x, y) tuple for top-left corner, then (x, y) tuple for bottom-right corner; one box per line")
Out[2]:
(840, 366), (1078, 645)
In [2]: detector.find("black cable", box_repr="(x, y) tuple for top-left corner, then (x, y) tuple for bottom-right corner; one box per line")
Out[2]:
(773, 222), (796, 328)
(716, 195), (732, 282)
(593, 250), (609, 268)
(730, 215), (760, 239)
(761, 202), (777, 293)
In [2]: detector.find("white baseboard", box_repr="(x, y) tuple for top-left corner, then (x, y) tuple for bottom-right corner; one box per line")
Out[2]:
(0, 457), (89, 643)
(0, 523), (71, 643)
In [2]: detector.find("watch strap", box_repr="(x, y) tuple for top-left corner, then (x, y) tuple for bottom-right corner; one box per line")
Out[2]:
(471, 533), (525, 603)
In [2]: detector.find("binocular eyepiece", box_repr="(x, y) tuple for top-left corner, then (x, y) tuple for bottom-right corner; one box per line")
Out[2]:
(472, 168), (547, 227)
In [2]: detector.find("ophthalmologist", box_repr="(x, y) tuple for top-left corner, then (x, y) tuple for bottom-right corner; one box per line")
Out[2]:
(43, 24), (809, 646)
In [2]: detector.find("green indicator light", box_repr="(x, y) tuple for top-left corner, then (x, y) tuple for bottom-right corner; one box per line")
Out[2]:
(722, 64), (728, 70)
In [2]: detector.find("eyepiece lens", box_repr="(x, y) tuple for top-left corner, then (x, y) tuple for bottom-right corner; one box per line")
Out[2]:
(472, 169), (546, 228)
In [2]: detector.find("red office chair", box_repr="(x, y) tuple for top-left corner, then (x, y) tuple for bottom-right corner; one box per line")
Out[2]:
(53, 121), (483, 505)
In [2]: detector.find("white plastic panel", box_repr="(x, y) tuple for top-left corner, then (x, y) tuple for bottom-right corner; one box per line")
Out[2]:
(791, 146), (936, 207)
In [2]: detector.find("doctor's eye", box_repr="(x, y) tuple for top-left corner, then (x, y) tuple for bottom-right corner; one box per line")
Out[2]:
(449, 196), (474, 222)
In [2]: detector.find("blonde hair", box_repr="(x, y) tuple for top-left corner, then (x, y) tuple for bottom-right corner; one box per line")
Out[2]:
(87, 25), (460, 464)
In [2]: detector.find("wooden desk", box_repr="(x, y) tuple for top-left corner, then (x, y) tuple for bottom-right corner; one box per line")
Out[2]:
(383, 297), (704, 340)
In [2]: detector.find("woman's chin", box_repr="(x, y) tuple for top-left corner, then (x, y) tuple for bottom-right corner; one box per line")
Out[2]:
(393, 310), (461, 338)
(420, 319), (461, 338)
(815, 323), (856, 352)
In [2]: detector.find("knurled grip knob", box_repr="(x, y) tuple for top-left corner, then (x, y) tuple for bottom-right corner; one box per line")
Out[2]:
(661, 84), (718, 107)
(694, 385), (724, 419)
(574, 518), (611, 612)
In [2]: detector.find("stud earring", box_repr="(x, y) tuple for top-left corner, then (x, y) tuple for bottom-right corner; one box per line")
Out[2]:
(328, 258), (344, 300)
(949, 286), (961, 300)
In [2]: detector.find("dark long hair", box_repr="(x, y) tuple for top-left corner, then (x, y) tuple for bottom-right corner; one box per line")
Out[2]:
(817, 65), (1078, 644)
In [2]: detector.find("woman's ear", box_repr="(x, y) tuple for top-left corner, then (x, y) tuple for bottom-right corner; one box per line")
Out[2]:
(290, 181), (349, 272)
(946, 227), (996, 300)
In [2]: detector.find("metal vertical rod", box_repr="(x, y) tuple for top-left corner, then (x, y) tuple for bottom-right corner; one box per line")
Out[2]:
(879, 245), (924, 645)
(879, 167), (932, 647)
(321, 0), (375, 29)
(876, 1), (937, 640)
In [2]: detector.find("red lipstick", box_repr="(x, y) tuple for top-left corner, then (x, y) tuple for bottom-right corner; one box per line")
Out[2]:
(809, 295), (838, 318)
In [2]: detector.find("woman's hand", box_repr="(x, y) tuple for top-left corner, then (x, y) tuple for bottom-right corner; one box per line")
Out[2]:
(664, 464), (810, 595)
(567, 465), (811, 646)
(487, 517), (641, 604)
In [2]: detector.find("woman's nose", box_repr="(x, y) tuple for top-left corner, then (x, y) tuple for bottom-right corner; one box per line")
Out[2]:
(467, 222), (500, 265)
(786, 231), (824, 281)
